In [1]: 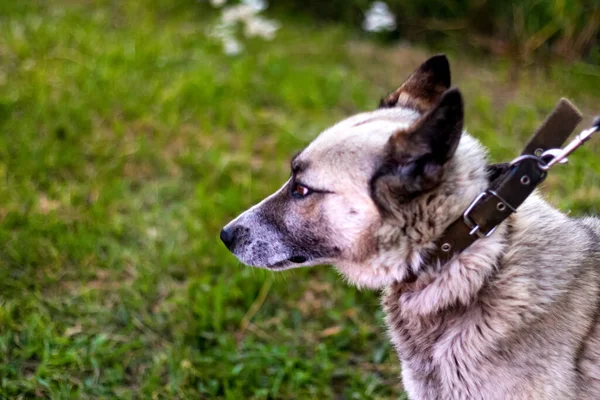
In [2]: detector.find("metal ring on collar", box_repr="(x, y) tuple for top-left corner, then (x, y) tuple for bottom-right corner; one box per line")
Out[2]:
(508, 154), (547, 169)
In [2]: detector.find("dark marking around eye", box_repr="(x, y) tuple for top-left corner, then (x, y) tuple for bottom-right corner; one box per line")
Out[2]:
(257, 185), (340, 261)
(349, 209), (358, 215)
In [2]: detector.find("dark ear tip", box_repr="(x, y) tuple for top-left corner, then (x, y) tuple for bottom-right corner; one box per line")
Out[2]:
(427, 54), (449, 64)
(439, 87), (463, 108)
(422, 54), (451, 88)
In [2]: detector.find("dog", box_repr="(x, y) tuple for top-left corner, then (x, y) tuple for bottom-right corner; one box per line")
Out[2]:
(220, 55), (600, 399)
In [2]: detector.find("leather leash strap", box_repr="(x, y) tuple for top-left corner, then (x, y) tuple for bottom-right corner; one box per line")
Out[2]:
(521, 99), (584, 156)
(431, 99), (583, 266)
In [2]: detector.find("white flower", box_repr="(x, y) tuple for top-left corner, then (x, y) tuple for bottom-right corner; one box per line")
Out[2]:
(244, 16), (280, 40)
(223, 37), (243, 56)
(209, 21), (231, 39)
(222, 4), (257, 24)
(242, 0), (267, 12)
(363, 1), (396, 32)
(207, 0), (279, 56)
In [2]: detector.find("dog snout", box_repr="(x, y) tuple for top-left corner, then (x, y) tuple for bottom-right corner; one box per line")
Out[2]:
(220, 226), (237, 250)
(220, 224), (250, 251)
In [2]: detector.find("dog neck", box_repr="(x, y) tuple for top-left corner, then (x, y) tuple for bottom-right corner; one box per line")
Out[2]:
(387, 222), (508, 316)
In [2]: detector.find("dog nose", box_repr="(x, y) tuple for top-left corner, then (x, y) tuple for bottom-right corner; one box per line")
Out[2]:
(220, 226), (236, 250)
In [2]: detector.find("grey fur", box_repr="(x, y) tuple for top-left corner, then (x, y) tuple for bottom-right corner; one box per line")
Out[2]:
(383, 196), (600, 399)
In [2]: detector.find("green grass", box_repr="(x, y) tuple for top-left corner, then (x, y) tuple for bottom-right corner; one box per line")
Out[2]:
(0, 1), (598, 399)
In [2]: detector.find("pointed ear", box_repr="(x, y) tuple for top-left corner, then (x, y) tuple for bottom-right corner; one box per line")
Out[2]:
(379, 54), (451, 113)
(371, 88), (463, 208)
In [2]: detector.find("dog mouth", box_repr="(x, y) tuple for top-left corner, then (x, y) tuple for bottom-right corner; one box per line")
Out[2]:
(264, 255), (309, 270)
(289, 255), (307, 263)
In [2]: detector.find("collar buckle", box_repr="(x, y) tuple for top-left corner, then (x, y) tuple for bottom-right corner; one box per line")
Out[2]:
(462, 192), (496, 238)
(430, 100), (591, 268)
(462, 189), (517, 239)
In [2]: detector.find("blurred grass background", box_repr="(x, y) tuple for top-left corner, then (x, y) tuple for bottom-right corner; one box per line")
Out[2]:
(0, 0), (598, 399)
(274, 0), (600, 64)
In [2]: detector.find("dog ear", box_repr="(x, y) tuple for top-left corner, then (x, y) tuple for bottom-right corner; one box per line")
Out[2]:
(379, 54), (451, 113)
(371, 88), (463, 208)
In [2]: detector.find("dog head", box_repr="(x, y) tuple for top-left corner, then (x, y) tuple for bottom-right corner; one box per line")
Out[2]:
(221, 55), (489, 288)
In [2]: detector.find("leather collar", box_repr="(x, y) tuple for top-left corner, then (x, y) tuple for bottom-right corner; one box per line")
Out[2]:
(429, 99), (583, 266)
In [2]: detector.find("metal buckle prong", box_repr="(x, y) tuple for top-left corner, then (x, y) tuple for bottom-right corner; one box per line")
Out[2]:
(462, 191), (509, 239)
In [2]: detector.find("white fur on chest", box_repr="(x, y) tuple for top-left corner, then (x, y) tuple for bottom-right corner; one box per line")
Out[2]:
(383, 231), (510, 400)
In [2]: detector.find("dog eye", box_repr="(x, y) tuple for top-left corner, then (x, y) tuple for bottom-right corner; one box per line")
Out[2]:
(291, 183), (312, 199)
